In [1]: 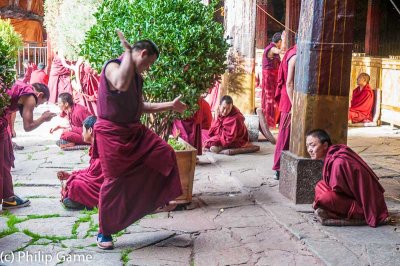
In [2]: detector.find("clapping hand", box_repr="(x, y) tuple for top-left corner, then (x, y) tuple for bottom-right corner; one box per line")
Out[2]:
(171, 95), (187, 113)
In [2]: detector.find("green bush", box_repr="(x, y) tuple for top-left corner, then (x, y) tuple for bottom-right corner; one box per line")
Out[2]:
(80, 0), (228, 139)
(0, 19), (23, 115)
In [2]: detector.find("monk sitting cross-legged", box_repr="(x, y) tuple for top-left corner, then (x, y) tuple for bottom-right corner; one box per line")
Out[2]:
(50, 92), (92, 148)
(203, 95), (249, 154)
(57, 116), (104, 210)
(306, 129), (389, 227)
(348, 73), (374, 124)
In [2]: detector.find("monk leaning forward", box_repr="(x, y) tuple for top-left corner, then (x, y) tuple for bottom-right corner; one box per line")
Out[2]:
(203, 95), (249, 154)
(348, 73), (374, 124)
(94, 31), (186, 249)
(50, 92), (92, 148)
(272, 44), (297, 180)
(306, 129), (388, 227)
(58, 116), (103, 210)
(1, 81), (56, 210)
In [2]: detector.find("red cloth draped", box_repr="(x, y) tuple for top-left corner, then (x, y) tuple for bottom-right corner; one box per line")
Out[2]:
(205, 81), (220, 111)
(22, 63), (37, 84)
(74, 65), (99, 115)
(349, 84), (374, 123)
(30, 69), (49, 85)
(261, 69), (279, 127)
(200, 99), (212, 130)
(272, 112), (291, 171)
(62, 148), (104, 208)
(203, 106), (249, 149)
(0, 118), (14, 200)
(94, 118), (182, 235)
(60, 104), (92, 145)
(48, 56), (72, 103)
(314, 144), (388, 227)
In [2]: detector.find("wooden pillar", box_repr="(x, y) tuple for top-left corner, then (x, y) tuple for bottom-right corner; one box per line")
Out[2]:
(365, 0), (380, 56)
(279, 0), (356, 204)
(255, 0), (269, 49)
(284, 0), (301, 48)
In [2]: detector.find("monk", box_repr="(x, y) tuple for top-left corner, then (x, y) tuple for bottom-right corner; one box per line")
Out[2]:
(203, 95), (249, 154)
(21, 60), (37, 84)
(348, 73), (374, 124)
(261, 32), (282, 128)
(50, 92), (92, 148)
(1, 81), (56, 209)
(30, 62), (49, 85)
(57, 116), (103, 210)
(306, 129), (389, 227)
(172, 98), (212, 155)
(94, 31), (186, 249)
(272, 44), (297, 180)
(76, 62), (100, 116)
(48, 54), (72, 103)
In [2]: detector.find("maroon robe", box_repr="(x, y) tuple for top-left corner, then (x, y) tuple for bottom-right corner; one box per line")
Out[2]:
(349, 84), (374, 123)
(1, 81), (38, 200)
(30, 69), (49, 85)
(172, 99), (212, 155)
(48, 56), (72, 103)
(261, 43), (281, 127)
(203, 106), (249, 149)
(22, 63), (37, 84)
(314, 145), (388, 227)
(94, 58), (182, 235)
(62, 148), (104, 208)
(205, 81), (220, 111)
(74, 64), (99, 116)
(60, 103), (92, 145)
(273, 45), (297, 171)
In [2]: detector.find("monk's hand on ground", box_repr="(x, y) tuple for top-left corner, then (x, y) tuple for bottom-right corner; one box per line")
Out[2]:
(116, 30), (132, 52)
(41, 111), (57, 122)
(171, 95), (187, 113)
(50, 125), (63, 134)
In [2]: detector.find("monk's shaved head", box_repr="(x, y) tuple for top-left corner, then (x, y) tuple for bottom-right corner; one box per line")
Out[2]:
(357, 73), (370, 84)
(132, 40), (159, 58)
(32, 83), (50, 100)
(220, 95), (233, 105)
(83, 116), (97, 130)
(58, 92), (74, 106)
(306, 129), (332, 146)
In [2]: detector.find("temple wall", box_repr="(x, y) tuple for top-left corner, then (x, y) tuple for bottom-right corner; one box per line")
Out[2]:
(350, 55), (400, 126)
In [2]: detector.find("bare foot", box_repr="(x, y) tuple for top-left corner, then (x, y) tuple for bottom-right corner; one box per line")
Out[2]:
(154, 201), (178, 213)
(57, 171), (71, 181)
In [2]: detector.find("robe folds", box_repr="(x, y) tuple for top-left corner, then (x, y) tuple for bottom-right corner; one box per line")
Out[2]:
(60, 103), (92, 145)
(74, 65), (99, 116)
(48, 56), (72, 103)
(203, 106), (249, 149)
(30, 69), (49, 85)
(172, 99), (212, 155)
(62, 148), (103, 208)
(22, 63), (37, 84)
(272, 45), (297, 171)
(314, 144), (388, 227)
(349, 84), (374, 123)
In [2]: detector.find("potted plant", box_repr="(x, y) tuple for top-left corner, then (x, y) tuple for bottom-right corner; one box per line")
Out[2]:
(0, 19), (23, 116)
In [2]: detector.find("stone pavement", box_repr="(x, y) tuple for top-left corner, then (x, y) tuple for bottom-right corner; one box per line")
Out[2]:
(0, 104), (399, 265)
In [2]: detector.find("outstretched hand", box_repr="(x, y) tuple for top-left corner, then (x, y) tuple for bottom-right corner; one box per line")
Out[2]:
(117, 30), (132, 52)
(171, 95), (187, 113)
(41, 111), (57, 122)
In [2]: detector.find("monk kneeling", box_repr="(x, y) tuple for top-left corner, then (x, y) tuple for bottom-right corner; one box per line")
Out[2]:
(50, 92), (92, 148)
(348, 73), (374, 124)
(203, 95), (249, 154)
(306, 129), (388, 227)
(58, 116), (103, 210)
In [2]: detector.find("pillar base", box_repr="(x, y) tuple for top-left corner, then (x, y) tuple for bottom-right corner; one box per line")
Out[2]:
(279, 151), (323, 204)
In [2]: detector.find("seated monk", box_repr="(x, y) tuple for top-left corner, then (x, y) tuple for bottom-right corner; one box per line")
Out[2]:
(306, 129), (389, 227)
(57, 116), (104, 210)
(172, 97), (212, 155)
(349, 73), (374, 124)
(50, 92), (92, 148)
(203, 95), (249, 154)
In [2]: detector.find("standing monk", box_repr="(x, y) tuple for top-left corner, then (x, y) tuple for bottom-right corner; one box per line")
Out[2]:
(306, 129), (388, 227)
(30, 62), (49, 85)
(1, 81), (56, 209)
(94, 31), (186, 249)
(261, 32), (282, 128)
(348, 73), (374, 124)
(48, 54), (72, 103)
(21, 60), (37, 84)
(272, 44), (297, 180)
(50, 92), (92, 148)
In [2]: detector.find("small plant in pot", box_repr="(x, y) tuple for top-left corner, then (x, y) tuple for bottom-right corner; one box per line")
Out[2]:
(80, 0), (229, 140)
(0, 19), (23, 116)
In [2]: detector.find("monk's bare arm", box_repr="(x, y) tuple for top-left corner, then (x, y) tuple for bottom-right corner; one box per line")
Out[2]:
(21, 96), (56, 131)
(143, 95), (187, 114)
(286, 55), (297, 105)
(268, 47), (281, 57)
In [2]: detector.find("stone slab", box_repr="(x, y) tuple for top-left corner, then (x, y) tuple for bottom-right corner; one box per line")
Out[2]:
(279, 151), (323, 204)
(128, 245), (191, 266)
(0, 232), (32, 255)
(9, 198), (80, 217)
(16, 217), (77, 237)
(114, 231), (175, 250)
